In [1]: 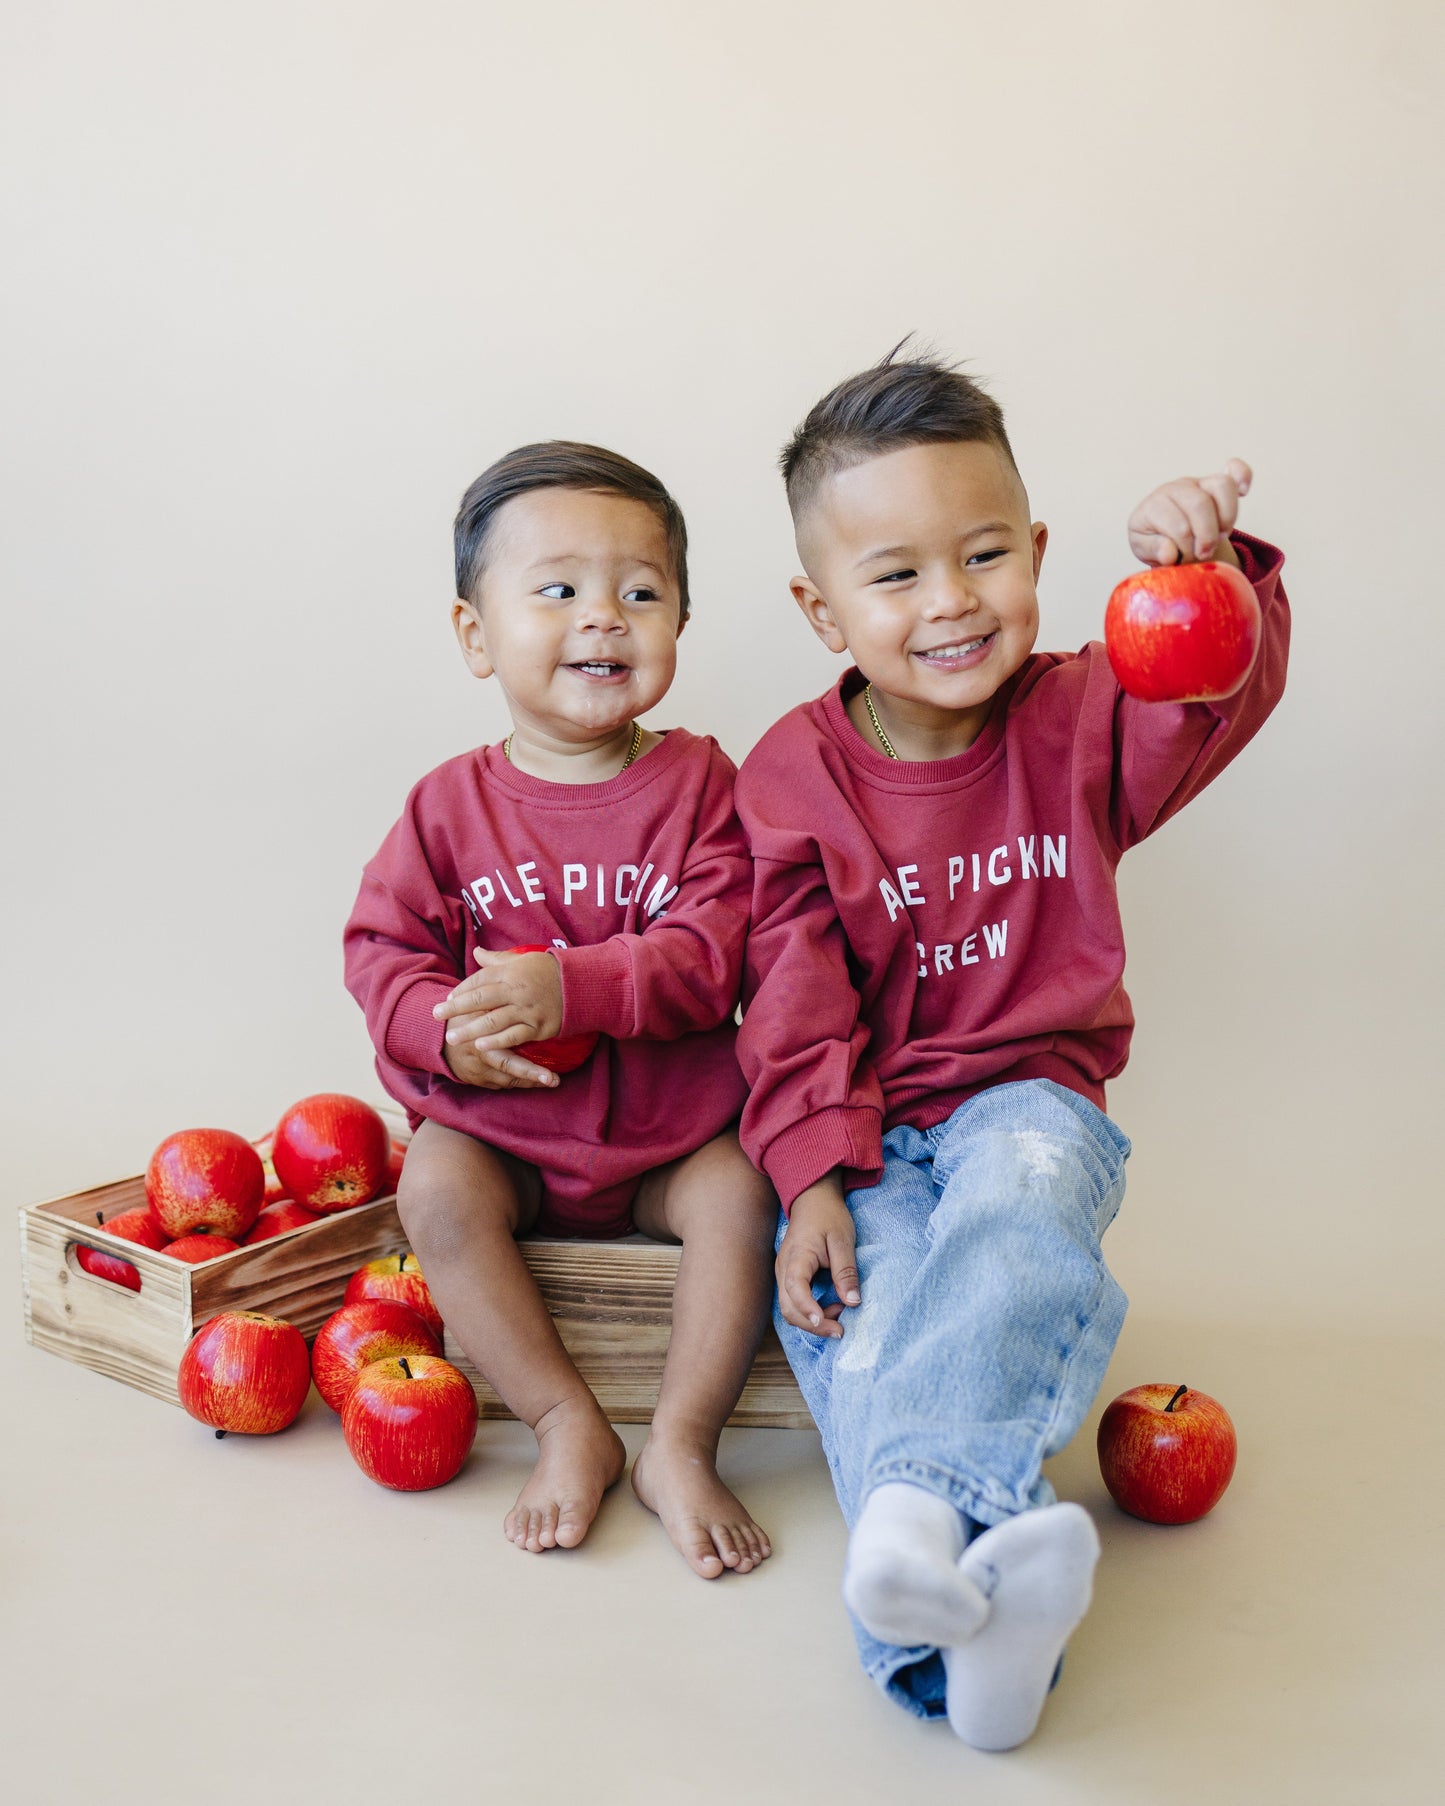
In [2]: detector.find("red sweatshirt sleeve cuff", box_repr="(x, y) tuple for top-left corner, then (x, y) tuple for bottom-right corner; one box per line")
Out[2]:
(555, 941), (635, 1038)
(763, 1107), (885, 1213)
(383, 977), (457, 1076)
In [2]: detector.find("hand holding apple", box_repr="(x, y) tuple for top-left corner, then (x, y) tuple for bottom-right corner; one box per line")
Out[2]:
(1096, 1382), (1237, 1524)
(1109, 460), (1261, 704)
(433, 945), (590, 1088)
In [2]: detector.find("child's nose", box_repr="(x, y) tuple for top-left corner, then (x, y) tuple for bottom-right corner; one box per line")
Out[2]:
(921, 577), (981, 619)
(575, 591), (627, 629)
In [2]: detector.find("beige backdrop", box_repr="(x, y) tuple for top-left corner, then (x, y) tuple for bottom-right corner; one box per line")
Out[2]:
(3, 7), (1444, 1798)
(6, 1), (1441, 1325)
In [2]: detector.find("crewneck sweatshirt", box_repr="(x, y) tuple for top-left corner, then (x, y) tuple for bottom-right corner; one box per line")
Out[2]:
(344, 728), (749, 1222)
(735, 532), (1290, 1211)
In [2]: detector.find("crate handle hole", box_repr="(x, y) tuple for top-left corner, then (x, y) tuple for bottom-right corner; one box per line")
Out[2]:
(65, 1238), (145, 1296)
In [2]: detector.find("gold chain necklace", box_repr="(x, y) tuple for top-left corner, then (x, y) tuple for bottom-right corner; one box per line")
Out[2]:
(863, 683), (899, 761)
(504, 719), (643, 771)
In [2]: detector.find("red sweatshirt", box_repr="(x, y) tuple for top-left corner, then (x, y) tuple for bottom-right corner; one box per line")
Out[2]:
(735, 533), (1290, 1211)
(343, 729), (749, 1233)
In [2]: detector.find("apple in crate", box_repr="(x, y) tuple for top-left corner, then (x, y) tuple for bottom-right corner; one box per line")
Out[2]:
(345, 1251), (443, 1336)
(1104, 561), (1261, 703)
(164, 1234), (241, 1263)
(342, 1354), (478, 1490)
(311, 1299), (443, 1413)
(1097, 1382), (1238, 1524)
(509, 945), (599, 1074)
(146, 1127), (266, 1239)
(272, 1094), (390, 1213)
(243, 1200), (323, 1244)
(179, 1311), (312, 1436)
(76, 1205), (169, 1291)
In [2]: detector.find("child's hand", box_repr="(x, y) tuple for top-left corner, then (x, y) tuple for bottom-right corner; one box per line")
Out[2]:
(433, 949), (566, 1090)
(441, 1036), (560, 1090)
(776, 1174), (861, 1339)
(1128, 458), (1252, 568)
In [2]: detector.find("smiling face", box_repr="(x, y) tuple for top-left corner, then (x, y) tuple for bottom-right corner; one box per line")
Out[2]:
(792, 439), (1047, 756)
(453, 486), (684, 749)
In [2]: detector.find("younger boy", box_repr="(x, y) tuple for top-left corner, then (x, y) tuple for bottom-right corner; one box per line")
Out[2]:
(735, 354), (1289, 1744)
(345, 442), (777, 1578)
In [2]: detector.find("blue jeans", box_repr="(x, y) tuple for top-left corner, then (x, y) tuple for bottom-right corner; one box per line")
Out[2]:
(774, 1079), (1131, 1718)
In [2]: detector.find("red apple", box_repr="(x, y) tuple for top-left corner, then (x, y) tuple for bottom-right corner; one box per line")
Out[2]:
(344, 1251), (443, 1337)
(178, 1311), (312, 1435)
(342, 1354), (478, 1491)
(509, 945), (599, 1074)
(146, 1128), (265, 1239)
(311, 1298), (443, 1413)
(384, 1138), (407, 1193)
(76, 1246), (143, 1290)
(75, 1205), (170, 1290)
(242, 1199), (323, 1243)
(1104, 561), (1261, 703)
(1097, 1382), (1237, 1524)
(272, 1094), (390, 1213)
(163, 1234), (242, 1263)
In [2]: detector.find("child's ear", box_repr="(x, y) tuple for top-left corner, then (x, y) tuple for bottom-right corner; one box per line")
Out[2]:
(452, 598), (495, 680)
(1031, 520), (1048, 581)
(790, 575), (849, 655)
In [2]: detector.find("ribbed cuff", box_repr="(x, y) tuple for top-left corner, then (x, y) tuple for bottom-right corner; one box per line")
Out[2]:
(555, 941), (635, 1038)
(383, 977), (458, 1077)
(764, 1106), (885, 1213)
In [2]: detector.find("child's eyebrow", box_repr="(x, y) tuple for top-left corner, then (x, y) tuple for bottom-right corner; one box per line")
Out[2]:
(521, 554), (669, 576)
(854, 522), (1014, 569)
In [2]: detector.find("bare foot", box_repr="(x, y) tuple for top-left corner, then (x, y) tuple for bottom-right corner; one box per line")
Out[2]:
(504, 1397), (626, 1553)
(631, 1433), (773, 1579)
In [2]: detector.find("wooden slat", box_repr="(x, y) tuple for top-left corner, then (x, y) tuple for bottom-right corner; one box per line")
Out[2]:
(188, 1195), (407, 1338)
(22, 1209), (194, 1404)
(443, 1236), (813, 1429)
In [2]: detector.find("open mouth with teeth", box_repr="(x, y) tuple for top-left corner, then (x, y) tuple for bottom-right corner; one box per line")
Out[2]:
(913, 632), (996, 666)
(567, 660), (631, 680)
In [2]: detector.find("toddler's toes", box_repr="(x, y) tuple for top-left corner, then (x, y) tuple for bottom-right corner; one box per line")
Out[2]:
(677, 1518), (726, 1578)
(537, 1502), (562, 1550)
(554, 1497), (591, 1549)
(713, 1524), (744, 1570)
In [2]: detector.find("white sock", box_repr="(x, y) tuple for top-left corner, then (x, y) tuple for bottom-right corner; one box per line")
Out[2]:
(842, 1483), (990, 1650)
(941, 1502), (1099, 1751)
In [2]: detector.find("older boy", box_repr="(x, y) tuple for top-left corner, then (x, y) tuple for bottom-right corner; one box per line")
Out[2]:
(735, 354), (1288, 1745)
(345, 442), (777, 1578)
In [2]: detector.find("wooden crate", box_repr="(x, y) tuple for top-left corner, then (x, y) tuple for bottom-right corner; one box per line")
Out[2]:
(444, 1238), (811, 1429)
(20, 1173), (409, 1406)
(21, 1181), (811, 1429)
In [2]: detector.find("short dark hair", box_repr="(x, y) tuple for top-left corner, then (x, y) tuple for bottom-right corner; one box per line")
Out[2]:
(454, 440), (690, 619)
(781, 345), (1017, 522)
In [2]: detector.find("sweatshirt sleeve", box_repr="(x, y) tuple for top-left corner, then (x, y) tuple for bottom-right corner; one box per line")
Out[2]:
(343, 808), (467, 1081)
(735, 763), (885, 1213)
(1107, 532), (1290, 850)
(550, 747), (750, 1041)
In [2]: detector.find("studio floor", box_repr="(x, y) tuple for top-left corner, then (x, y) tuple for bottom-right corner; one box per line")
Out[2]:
(7, 1249), (1441, 1806)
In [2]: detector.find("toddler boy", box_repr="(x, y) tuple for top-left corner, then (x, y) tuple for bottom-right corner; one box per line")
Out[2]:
(735, 354), (1289, 1744)
(345, 442), (777, 1578)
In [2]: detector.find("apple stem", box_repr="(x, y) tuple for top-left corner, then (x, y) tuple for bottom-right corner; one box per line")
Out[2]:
(1165, 1385), (1188, 1413)
(96, 1211), (104, 1224)
(215, 1429), (227, 1439)
(399, 1356), (413, 1380)
(399, 1252), (407, 1272)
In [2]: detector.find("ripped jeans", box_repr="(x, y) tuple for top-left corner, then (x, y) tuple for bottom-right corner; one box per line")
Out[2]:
(774, 1079), (1131, 1718)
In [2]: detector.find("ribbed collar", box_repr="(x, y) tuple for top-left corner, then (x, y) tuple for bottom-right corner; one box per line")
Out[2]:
(818, 668), (1014, 788)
